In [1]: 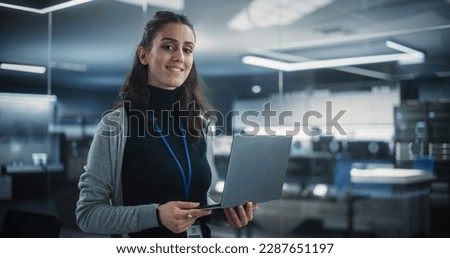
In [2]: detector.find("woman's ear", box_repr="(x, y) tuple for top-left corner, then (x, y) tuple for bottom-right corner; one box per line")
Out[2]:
(138, 46), (148, 65)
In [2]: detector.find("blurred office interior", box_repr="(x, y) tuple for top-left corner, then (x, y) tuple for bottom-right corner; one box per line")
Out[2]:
(0, 0), (449, 237)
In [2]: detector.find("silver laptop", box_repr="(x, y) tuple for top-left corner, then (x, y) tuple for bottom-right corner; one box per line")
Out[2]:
(201, 134), (293, 209)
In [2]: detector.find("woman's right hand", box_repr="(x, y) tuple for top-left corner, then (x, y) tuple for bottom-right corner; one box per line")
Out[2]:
(157, 201), (212, 234)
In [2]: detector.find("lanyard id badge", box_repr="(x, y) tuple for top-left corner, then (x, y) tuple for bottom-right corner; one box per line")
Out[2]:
(151, 114), (192, 201)
(187, 222), (203, 238)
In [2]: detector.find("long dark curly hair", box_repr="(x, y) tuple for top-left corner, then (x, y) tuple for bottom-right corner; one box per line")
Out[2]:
(114, 10), (211, 139)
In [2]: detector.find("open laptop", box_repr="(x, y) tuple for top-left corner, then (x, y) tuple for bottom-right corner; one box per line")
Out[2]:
(200, 134), (293, 209)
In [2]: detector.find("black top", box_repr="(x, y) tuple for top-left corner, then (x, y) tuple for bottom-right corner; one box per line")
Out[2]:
(122, 85), (212, 238)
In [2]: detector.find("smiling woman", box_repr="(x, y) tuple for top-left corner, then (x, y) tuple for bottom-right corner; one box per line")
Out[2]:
(116, 10), (206, 136)
(138, 23), (196, 90)
(75, 10), (257, 238)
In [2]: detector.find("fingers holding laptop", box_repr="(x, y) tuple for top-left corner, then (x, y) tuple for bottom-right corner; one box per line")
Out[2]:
(157, 201), (212, 234)
(224, 201), (258, 228)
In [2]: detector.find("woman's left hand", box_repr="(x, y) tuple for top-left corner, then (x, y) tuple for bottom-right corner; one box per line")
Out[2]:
(224, 201), (258, 228)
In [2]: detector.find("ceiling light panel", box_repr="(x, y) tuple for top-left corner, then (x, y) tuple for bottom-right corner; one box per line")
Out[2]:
(228, 0), (333, 31)
(115, 0), (184, 11)
(242, 41), (425, 72)
(0, 0), (66, 9)
(0, 0), (92, 14)
(283, 40), (396, 60)
(0, 63), (46, 74)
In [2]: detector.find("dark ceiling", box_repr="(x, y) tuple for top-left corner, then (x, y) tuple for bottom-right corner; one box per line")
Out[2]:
(0, 0), (449, 95)
(0, 0), (72, 9)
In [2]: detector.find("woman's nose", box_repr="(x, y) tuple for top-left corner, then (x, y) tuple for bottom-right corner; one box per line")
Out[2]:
(172, 48), (184, 62)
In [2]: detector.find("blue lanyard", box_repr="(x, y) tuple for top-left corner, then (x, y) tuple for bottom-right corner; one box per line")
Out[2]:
(153, 119), (192, 201)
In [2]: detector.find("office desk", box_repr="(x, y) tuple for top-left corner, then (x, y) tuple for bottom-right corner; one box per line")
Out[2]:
(348, 168), (435, 236)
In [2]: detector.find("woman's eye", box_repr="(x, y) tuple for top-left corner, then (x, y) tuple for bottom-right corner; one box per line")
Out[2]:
(184, 48), (193, 54)
(162, 45), (174, 51)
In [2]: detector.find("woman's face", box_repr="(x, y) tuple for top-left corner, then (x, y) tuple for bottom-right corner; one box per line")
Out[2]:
(139, 23), (195, 90)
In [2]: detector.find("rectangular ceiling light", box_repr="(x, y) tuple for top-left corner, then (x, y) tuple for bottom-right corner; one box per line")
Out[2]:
(0, 63), (46, 74)
(51, 61), (88, 72)
(228, 0), (333, 31)
(242, 40), (425, 71)
(0, 0), (92, 14)
(115, 0), (184, 11)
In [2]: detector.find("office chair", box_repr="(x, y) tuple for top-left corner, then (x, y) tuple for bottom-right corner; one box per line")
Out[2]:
(0, 209), (61, 238)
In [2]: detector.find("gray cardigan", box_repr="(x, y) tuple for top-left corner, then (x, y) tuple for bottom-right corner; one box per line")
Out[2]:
(75, 107), (224, 236)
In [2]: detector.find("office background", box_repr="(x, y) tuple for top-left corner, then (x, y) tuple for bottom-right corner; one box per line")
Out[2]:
(0, 0), (449, 237)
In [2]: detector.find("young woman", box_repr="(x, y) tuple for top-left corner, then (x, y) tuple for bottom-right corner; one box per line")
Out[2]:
(75, 10), (257, 238)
